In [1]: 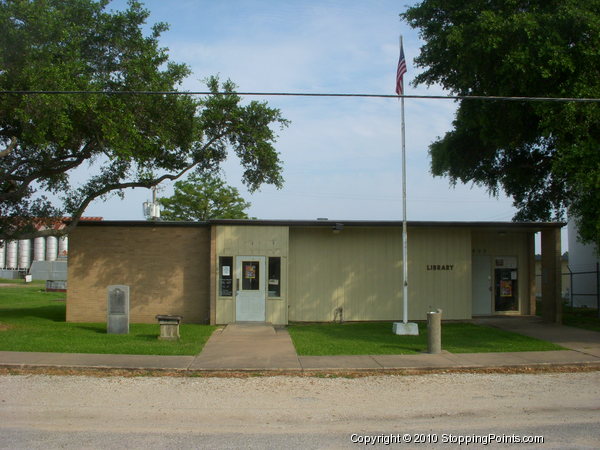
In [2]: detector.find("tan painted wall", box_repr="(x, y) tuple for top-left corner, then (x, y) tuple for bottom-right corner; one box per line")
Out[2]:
(471, 231), (531, 314)
(67, 226), (210, 324)
(288, 227), (472, 321)
(408, 228), (472, 320)
(214, 225), (289, 325)
(67, 223), (536, 325)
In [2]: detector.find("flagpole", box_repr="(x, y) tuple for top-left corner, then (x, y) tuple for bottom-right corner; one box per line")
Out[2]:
(393, 35), (417, 335)
(400, 35), (408, 325)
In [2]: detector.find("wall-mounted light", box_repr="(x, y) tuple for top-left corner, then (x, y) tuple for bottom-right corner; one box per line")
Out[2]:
(332, 223), (344, 234)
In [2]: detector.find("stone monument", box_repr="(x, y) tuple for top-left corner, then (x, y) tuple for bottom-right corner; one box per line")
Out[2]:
(107, 285), (129, 334)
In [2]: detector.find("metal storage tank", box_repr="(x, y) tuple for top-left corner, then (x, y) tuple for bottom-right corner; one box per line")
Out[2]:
(0, 240), (4, 268)
(33, 237), (45, 261)
(6, 241), (18, 269)
(18, 239), (31, 269)
(46, 236), (58, 261)
(58, 236), (68, 257)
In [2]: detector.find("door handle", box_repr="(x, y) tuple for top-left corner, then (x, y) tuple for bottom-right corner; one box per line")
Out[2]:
(236, 278), (239, 291)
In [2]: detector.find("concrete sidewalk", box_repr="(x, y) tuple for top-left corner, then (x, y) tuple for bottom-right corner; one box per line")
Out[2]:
(473, 315), (600, 358)
(1, 317), (600, 373)
(189, 323), (301, 370)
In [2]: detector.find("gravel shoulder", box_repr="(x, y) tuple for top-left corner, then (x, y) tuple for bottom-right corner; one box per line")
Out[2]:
(1, 371), (599, 437)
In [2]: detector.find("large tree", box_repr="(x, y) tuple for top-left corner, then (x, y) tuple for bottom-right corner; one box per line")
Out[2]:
(402, 0), (600, 248)
(159, 171), (251, 221)
(0, 0), (287, 239)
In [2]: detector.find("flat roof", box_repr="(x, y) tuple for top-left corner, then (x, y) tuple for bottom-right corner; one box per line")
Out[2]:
(76, 219), (565, 231)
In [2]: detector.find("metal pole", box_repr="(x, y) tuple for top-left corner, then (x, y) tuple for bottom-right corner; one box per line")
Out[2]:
(596, 262), (599, 319)
(568, 265), (573, 308)
(400, 35), (408, 324)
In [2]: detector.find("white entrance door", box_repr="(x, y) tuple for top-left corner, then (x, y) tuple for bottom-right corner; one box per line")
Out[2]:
(472, 254), (492, 315)
(235, 256), (266, 322)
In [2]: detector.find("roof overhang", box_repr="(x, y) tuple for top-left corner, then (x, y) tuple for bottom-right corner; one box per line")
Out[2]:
(75, 219), (565, 232)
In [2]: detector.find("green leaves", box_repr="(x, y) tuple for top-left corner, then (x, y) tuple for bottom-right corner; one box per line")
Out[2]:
(403, 0), (600, 247)
(158, 171), (252, 222)
(0, 1), (287, 239)
(199, 76), (288, 192)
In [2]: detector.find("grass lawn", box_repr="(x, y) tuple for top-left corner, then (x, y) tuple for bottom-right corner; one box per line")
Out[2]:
(562, 306), (600, 332)
(0, 282), (216, 355)
(536, 301), (600, 333)
(288, 322), (564, 356)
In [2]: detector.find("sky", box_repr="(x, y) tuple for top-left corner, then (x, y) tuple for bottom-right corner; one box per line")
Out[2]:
(77, 0), (566, 247)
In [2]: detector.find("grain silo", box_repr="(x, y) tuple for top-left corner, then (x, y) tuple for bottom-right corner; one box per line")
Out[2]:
(33, 237), (46, 261)
(46, 236), (58, 261)
(58, 236), (69, 257)
(6, 241), (18, 269)
(18, 239), (31, 269)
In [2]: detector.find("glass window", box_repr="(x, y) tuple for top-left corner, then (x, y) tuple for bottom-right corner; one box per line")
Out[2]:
(219, 256), (233, 296)
(242, 261), (260, 290)
(268, 257), (281, 297)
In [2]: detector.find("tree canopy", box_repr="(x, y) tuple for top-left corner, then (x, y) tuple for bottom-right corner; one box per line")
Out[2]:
(0, 0), (287, 239)
(158, 171), (251, 221)
(402, 0), (600, 248)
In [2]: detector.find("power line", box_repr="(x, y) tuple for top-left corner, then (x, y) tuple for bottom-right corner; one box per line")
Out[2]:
(259, 189), (515, 204)
(0, 90), (599, 103)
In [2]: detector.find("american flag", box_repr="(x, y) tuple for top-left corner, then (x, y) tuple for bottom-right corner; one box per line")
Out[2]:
(396, 41), (407, 95)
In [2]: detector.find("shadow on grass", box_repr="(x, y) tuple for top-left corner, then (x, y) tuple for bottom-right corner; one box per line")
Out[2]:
(72, 326), (161, 342)
(0, 305), (65, 322)
(74, 325), (106, 334)
(289, 322), (428, 355)
(289, 321), (563, 355)
(137, 334), (161, 342)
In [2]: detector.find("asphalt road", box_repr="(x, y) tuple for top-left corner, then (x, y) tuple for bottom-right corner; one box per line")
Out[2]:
(1, 372), (599, 449)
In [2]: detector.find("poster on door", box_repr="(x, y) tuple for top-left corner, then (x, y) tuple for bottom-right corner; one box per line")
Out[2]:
(245, 264), (256, 279)
(500, 280), (513, 297)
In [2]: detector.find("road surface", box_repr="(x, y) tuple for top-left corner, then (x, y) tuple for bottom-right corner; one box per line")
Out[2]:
(1, 372), (599, 448)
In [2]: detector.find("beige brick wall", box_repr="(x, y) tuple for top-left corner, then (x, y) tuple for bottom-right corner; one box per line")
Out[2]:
(66, 225), (211, 324)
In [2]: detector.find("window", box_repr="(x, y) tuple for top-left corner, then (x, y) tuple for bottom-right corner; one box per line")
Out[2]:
(268, 257), (281, 297)
(241, 260), (260, 290)
(219, 256), (233, 296)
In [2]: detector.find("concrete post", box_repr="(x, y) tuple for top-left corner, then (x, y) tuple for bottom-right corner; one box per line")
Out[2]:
(427, 309), (442, 354)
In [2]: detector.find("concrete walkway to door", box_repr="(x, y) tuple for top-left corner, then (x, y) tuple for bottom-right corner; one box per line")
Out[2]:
(189, 323), (301, 370)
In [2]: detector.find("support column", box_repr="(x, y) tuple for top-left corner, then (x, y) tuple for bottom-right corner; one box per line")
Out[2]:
(541, 228), (562, 323)
(209, 225), (217, 326)
(528, 233), (536, 315)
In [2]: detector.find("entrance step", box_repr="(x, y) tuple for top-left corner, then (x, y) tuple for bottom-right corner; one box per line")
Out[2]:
(221, 323), (276, 336)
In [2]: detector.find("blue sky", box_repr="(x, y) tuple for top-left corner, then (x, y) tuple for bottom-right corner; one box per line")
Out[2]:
(84, 0), (523, 226)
